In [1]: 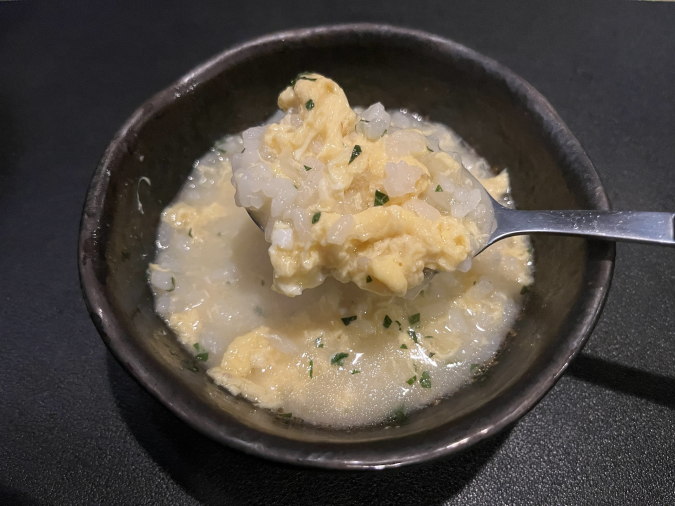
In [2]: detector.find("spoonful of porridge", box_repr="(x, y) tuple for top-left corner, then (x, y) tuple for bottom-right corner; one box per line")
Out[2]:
(231, 73), (674, 298)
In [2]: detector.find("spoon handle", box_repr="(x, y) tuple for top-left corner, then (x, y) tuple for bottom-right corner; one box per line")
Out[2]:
(491, 208), (675, 246)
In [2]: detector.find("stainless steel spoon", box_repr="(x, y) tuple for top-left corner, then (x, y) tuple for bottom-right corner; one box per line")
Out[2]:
(247, 176), (674, 297)
(403, 173), (674, 298)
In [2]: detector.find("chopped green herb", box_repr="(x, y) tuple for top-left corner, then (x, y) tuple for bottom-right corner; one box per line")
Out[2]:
(435, 185), (443, 192)
(341, 315), (357, 326)
(181, 360), (200, 373)
(395, 320), (402, 331)
(216, 148), (226, 155)
(331, 352), (349, 367)
(420, 371), (431, 388)
(305, 99), (315, 111)
(374, 190), (389, 207)
(381, 129), (387, 138)
(167, 277), (176, 292)
(408, 313), (420, 325)
(254, 306), (264, 316)
(470, 363), (479, 371)
(366, 275), (372, 283)
(304, 165), (312, 171)
(429, 352), (435, 358)
(312, 212), (321, 224)
(520, 285), (531, 295)
(294, 184), (298, 189)
(188, 228), (193, 238)
(195, 352), (209, 361)
(349, 145), (362, 164)
(473, 281), (476, 285)
(351, 370), (360, 374)
(217, 232), (222, 236)
(424, 335), (433, 339)
(527, 247), (533, 254)
(290, 72), (317, 87)
(406, 375), (417, 385)
(400, 344), (408, 349)
(277, 412), (293, 418)
(383, 315), (392, 329)
(427, 147), (433, 152)
(309, 359), (313, 378)
(315, 337), (324, 348)
(193, 343), (204, 352)
(408, 329), (418, 343)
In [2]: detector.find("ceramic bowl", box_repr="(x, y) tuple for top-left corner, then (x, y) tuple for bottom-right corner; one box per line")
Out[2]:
(79, 24), (614, 469)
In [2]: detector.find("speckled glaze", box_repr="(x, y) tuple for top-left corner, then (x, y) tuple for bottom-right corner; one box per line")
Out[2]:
(78, 24), (614, 469)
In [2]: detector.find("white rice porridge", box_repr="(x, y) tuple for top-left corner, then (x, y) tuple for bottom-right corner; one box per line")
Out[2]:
(149, 74), (533, 428)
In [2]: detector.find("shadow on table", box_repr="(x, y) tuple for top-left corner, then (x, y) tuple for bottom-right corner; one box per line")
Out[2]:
(0, 484), (44, 506)
(566, 354), (675, 409)
(0, 91), (25, 204)
(107, 355), (510, 506)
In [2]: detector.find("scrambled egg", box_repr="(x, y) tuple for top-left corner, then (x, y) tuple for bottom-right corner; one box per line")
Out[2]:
(152, 100), (534, 426)
(236, 74), (490, 297)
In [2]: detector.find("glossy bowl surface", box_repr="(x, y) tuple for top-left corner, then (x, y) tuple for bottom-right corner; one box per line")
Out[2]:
(78, 24), (614, 469)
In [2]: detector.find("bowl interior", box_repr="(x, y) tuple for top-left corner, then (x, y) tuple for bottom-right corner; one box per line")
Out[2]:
(80, 26), (614, 468)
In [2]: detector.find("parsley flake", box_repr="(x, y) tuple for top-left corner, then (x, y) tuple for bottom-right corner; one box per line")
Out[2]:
(349, 145), (362, 164)
(304, 165), (312, 171)
(366, 275), (372, 283)
(351, 369), (360, 374)
(167, 277), (176, 292)
(408, 313), (420, 325)
(290, 72), (317, 87)
(374, 190), (389, 206)
(193, 343), (208, 361)
(277, 412), (293, 418)
(331, 352), (349, 367)
(305, 99), (315, 110)
(315, 337), (324, 348)
(181, 360), (200, 373)
(341, 315), (357, 326)
(420, 371), (431, 388)
(395, 320), (402, 331)
(435, 185), (443, 192)
(406, 375), (417, 385)
(309, 359), (313, 378)
(400, 344), (408, 349)
(254, 306), (264, 316)
(408, 329), (418, 343)
(383, 315), (392, 329)
(429, 352), (435, 358)
(188, 228), (193, 238)
(520, 285), (531, 295)
(312, 212), (321, 224)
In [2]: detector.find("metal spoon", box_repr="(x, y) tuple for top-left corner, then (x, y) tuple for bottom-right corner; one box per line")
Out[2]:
(403, 170), (674, 298)
(247, 174), (674, 297)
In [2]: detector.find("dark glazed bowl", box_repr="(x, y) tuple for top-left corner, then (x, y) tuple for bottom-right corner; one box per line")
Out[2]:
(79, 24), (614, 469)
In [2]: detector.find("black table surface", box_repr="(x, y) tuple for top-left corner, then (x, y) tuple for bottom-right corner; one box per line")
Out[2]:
(1, 1), (674, 504)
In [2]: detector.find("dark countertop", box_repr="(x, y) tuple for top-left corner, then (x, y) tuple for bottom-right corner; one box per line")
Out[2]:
(1, 1), (674, 504)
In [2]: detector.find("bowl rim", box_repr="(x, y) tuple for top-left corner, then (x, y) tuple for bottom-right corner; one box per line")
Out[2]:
(78, 23), (615, 470)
